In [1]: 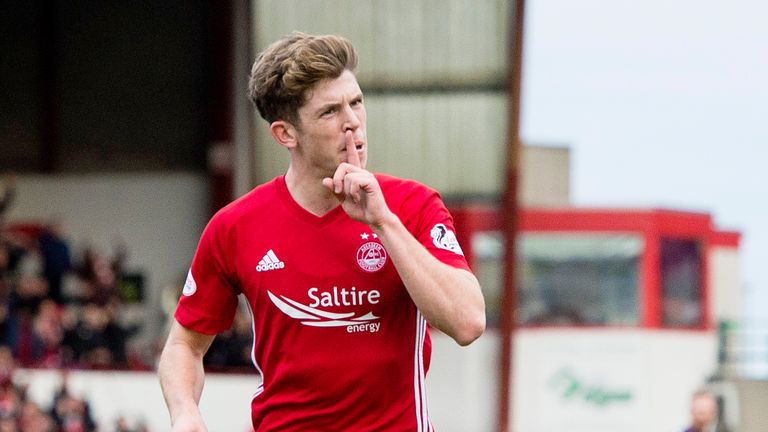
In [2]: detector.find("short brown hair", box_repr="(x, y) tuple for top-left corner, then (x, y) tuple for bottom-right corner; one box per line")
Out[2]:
(248, 32), (358, 125)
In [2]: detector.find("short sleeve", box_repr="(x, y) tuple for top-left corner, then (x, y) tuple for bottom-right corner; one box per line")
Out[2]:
(174, 215), (239, 335)
(405, 187), (471, 272)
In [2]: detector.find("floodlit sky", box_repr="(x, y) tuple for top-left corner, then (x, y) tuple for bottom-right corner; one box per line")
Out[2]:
(520, 0), (768, 319)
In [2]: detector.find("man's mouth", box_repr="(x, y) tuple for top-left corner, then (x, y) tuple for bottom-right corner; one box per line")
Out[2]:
(344, 142), (365, 151)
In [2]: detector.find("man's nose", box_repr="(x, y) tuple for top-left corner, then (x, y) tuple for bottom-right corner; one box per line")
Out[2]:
(342, 104), (361, 131)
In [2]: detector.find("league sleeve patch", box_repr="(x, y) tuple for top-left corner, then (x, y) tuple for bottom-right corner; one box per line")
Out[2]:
(430, 223), (464, 256)
(182, 269), (197, 296)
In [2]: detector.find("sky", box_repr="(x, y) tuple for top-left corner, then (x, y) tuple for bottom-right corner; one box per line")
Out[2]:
(520, 0), (768, 320)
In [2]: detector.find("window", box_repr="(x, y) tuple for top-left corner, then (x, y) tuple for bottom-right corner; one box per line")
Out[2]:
(517, 233), (642, 326)
(472, 231), (505, 327)
(660, 238), (703, 327)
(471, 232), (642, 327)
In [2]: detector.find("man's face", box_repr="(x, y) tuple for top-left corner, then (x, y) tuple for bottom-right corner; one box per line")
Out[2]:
(691, 394), (717, 427)
(292, 69), (367, 177)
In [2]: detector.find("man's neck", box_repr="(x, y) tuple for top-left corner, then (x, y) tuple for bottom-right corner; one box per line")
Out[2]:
(284, 167), (341, 217)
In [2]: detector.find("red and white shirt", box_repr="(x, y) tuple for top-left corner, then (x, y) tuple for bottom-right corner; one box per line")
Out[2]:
(175, 174), (470, 431)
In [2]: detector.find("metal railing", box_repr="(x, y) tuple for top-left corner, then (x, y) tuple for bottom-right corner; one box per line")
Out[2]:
(717, 320), (768, 380)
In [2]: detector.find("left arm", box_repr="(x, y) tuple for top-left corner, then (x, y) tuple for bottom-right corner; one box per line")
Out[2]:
(372, 211), (485, 346)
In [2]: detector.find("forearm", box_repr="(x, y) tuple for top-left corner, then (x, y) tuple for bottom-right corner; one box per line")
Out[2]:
(158, 341), (206, 423)
(373, 213), (485, 346)
(158, 321), (214, 429)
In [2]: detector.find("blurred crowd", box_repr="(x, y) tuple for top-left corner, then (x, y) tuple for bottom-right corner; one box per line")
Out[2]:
(0, 218), (139, 371)
(0, 175), (254, 429)
(0, 345), (96, 431)
(0, 174), (144, 372)
(0, 346), (147, 432)
(0, 177), (152, 430)
(202, 305), (254, 371)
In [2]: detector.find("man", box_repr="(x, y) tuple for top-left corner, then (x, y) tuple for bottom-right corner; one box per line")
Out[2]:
(159, 32), (485, 431)
(685, 389), (728, 432)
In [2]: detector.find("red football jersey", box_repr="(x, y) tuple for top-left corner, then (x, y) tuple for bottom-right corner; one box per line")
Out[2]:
(175, 174), (470, 431)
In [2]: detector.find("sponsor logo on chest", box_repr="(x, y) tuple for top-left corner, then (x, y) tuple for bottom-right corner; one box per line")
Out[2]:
(268, 286), (381, 333)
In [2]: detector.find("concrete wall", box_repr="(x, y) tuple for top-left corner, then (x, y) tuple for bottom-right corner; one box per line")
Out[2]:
(710, 246), (743, 322)
(733, 379), (768, 432)
(511, 329), (718, 432)
(520, 145), (571, 207)
(18, 368), (256, 431)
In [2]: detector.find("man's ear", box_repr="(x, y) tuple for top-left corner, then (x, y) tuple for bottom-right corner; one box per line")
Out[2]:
(270, 120), (298, 149)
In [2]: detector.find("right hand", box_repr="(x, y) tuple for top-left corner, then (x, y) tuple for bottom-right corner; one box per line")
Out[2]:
(172, 413), (208, 432)
(321, 131), (394, 229)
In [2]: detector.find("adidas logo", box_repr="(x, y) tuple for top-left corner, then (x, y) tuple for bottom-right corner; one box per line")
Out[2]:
(256, 249), (285, 272)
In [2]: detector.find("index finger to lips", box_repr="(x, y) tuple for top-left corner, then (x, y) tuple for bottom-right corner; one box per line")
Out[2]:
(345, 130), (362, 168)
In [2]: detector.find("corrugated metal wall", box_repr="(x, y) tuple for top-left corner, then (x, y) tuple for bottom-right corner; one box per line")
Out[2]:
(251, 0), (509, 197)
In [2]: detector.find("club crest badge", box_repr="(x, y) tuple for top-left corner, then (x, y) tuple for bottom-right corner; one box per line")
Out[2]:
(356, 241), (387, 272)
(430, 223), (464, 256)
(182, 269), (197, 296)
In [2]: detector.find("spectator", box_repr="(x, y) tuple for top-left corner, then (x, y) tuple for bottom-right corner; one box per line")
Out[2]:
(0, 415), (17, 432)
(76, 248), (119, 306)
(204, 307), (254, 370)
(113, 416), (149, 432)
(38, 219), (72, 305)
(0, 356), (98, 431)
(101, 299), (138, 366)
(28, 300), (65, 368)
(10, 275), (49, 366)
(685, 389), (730, 432)
(73, 245), (125, 308)
(62, 303), (114, 368)
(12, 275), (48, 317)
(0, 348), (14, 388)
(51, 393), (96, 432)
(114, 417), (131, 432)
(0, 243), (10, 281)
(0, 381), (20, 421)
(50, 376), (97, 432)
(0, 175), (15, 224)
(0, 246), (16, 348)
(18, 400), (55, 432)
(62, 302), (135, 369)
(0, 349), (21, 431)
